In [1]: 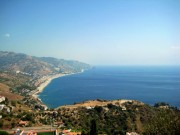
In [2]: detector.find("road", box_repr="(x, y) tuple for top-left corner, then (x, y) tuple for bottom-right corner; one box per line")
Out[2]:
(3, 125), (57, 134)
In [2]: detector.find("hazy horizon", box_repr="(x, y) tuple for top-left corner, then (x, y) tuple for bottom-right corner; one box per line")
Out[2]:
(0, 0), (180, 65)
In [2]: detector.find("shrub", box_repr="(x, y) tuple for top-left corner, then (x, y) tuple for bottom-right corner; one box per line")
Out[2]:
(94, 106), (103, 113)
(154, 102), (169, 107)
(144, 109), (180, 135)
(0, 121), (3, 128)
(0, 131), (9, 135)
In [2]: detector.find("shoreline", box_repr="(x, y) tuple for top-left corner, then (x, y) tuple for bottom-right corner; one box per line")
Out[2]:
(32, 70), (85, 100)
(32, 73), (67, 99)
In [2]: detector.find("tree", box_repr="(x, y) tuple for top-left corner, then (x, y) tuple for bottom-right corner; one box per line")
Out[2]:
(144, 109), (180, 135)
(81, 130), (86, 135)
(11, 122), (16, 129)
(90, 119), (97, 135)
(11, 100), (16, 107)
(154, 102), (169, 107)
(0, 131), (9, 135)
(0, 121), (3, 128)
(94, 106), (103, 114)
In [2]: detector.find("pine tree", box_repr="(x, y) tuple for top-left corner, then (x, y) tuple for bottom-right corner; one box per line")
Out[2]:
(90, 119), (97, 135)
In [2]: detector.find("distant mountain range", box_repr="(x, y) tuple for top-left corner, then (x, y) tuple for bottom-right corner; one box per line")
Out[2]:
(0, 51), (91, 77)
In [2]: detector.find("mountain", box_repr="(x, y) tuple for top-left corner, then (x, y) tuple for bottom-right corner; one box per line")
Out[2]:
(40, 57), (91, 73)
(0, 51), (91, 96)
(0, 51), (91, 77)
(0, 51), (91, 119)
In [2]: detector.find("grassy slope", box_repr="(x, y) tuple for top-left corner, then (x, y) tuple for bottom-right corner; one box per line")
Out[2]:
(0, 83), (23, 101)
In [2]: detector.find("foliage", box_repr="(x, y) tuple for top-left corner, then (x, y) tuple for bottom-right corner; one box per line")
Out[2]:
(57, 102), (180, 135)
(0, 131), (9, 135)
(0, 121), (3, 128)
(90, 119), (97, 135)
(37, 131), (55, 135)
(154, 102), (169, 107)
(21, 113), (34, 122)
(11, 100), (17, 107)
(94, 106), (103, 114)
(143, 109), (180, 135)
(107, 103), (117, 109)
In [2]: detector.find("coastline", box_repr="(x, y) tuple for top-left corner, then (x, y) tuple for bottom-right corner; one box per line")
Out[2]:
(32, 73), (67, 99)
(32, 70), (85, 100)
(31, 70), (86, 109)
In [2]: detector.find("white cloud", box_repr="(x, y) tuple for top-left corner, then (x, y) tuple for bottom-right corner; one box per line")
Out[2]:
(4, 33), (10, 38)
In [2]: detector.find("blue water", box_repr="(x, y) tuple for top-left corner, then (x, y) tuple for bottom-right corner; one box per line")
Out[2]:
(39, 66), (180, 108)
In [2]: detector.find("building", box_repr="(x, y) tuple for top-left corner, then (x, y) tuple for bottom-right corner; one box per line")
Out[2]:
(14, 129), (37, 135)
(0, 104), (5, 111)
(0, 96), (5, 103)
(126, 132), (139, 135)
(56, 129), (81, 135)
(18, 121), (29, 127)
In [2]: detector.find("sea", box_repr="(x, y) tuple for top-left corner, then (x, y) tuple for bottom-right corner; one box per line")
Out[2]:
(39, 66), (180, 108)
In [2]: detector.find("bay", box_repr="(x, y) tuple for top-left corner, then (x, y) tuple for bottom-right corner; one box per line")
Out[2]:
(39, 66), (180, 108)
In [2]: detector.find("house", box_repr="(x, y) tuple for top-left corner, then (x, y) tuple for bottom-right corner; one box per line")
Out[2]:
(16, 70), (20, 74)
(66, 132), (81, 135)
(14, 129), (37, 135)
(57, 129), (81, 135)
(18, 121), (29, 127)
(126, 132), (139, 135)
(0, 96), (5, 103)
(14, 128), (22, 135)
(41, 105), (48, 110)
(0, 104), (5, 111)
(25, 131), (37, 135)
(62, 129), (71, 134)
(4, 106), (11, 113)
(53, 121), (64, 127)
(56, 129), (70, 135)
(86, 106), (93, 109)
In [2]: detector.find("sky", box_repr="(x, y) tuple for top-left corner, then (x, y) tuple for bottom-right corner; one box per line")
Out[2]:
(0, 0), (180, 65)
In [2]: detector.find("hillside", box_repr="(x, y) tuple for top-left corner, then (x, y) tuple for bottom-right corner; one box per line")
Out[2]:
(59, 99), (144, 109)
(56, 99), (180, 134)
(40, 57), (90, 73)
(0, 51), (90, 77)
(0, 51), (92, 131)
(1, 98), (180, 134)
(0, 51), (91, 96)
(0, 83), (23, 101)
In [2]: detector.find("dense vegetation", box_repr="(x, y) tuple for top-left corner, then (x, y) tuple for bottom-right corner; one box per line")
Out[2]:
(57, 102), (180, 135)
(1, 95), (180, 134)
(0, 131), (9, 135)
(37, 132), (54, 135)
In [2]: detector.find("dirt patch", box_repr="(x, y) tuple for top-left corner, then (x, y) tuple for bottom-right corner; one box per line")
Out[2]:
(0, 83), (23, 100)
(58, 99), (144, 109)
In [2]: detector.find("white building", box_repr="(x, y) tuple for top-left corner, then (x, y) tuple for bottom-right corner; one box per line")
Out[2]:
(0, 96), (5, 103)
(0, 104), (5, 111)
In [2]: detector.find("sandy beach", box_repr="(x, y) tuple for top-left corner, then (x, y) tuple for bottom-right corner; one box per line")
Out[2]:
(32, 73), (67, 99)
(31, 70), (85, 108)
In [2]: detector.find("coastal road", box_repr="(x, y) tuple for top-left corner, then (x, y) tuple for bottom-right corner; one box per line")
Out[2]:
(4, 125), (57, 134)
